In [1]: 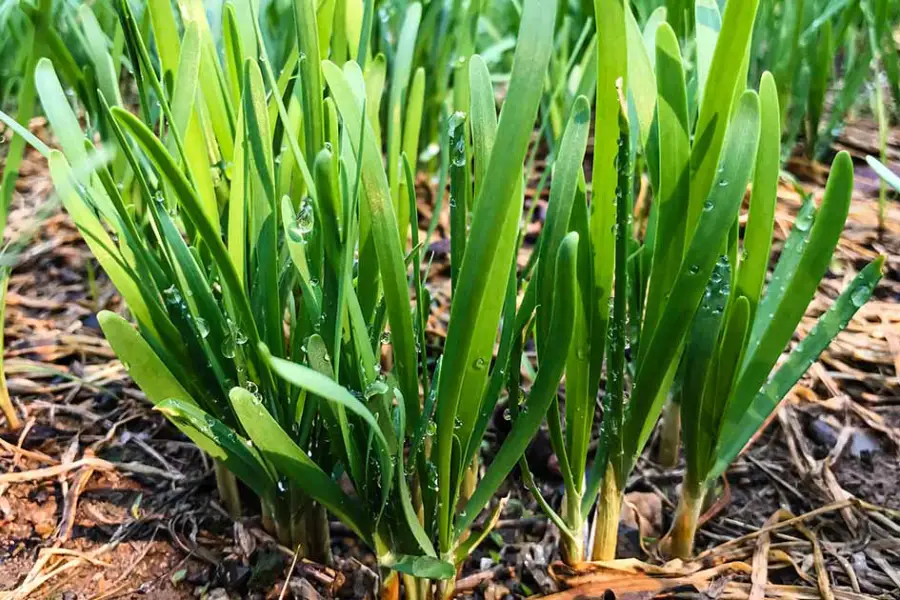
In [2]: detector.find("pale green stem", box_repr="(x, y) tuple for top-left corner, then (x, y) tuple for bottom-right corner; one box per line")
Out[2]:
(560, 490), (585, 565)
(590, 464), (622, 561)
(669, 482), (706, 559)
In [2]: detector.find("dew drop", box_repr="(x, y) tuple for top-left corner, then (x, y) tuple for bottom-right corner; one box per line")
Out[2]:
(365, 379), (389, 398)
(794, 211), (813, 232)
(221, 334), (236, 358)
(163, 285), (181, 305)
(295, 198), (315, 235)
(196, 317), (210, 339)
(850, 286), (869, 307)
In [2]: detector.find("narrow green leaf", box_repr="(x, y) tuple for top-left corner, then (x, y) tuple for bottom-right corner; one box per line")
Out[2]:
(457, 231), (578, 539)
(625, 6), (657, 149)
(734, 151), (854, 423)
(35, 59), (87, 171)
(321, 60), (419, 424)
(690, 0), (760, 237)
(99, 311), (195, 407)
(641, 22), (690, 349)
(680, 257), (730, 483)
(589, 0), (627, 417)
(714, 257), (884, 477)
(436, 0), (556, 552)
(381, 555), (455, 580)
(735, 71), (780, 320)
(694, 0), (721, 104)
(625, 91), (760, 467)
(867, 155), (900, 192)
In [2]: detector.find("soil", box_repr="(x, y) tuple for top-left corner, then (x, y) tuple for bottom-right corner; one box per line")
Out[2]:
(0, 114), (898, 599)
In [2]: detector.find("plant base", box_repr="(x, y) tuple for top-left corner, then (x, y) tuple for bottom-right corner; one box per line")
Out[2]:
(559, 490), (586, 565)
(590, 465), (621, 561)
(668, 484), (705, 559)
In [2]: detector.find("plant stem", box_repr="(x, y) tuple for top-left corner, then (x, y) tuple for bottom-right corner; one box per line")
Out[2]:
(401, 575), (421, 600)
(215, 461), (242, 518)
(590, 464), (621, 561)
(305, 501), (332, 564)
(656, 398), (681, 468)
(669, 482), (705, 559)
(559, 491), (585, 565)
(437, 576), (456, 600)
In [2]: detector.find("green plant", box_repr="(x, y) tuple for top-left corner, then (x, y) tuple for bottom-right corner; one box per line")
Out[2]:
(30, 0), (586, 593)
(669, 85), (884, 556)
(511, 0), (883, 566)
(18, 0), (887, 587)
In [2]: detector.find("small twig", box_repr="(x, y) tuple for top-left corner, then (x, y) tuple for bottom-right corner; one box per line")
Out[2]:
(0, 456), (113, 483)
(56, 463), (95, 541)
(745, 454), (807, 502)
(699, 499), (856, 554)
(0, 435), (57, 465)
(278, 543), (304, 600)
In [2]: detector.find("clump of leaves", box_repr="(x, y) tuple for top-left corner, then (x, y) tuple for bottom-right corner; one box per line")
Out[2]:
(31, 0), (580, 594)
(512, 0), (883, 565)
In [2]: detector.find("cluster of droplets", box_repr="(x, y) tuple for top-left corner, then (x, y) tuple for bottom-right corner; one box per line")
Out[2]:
(426, 461), (439, 491)
(699, 255), (731, 316)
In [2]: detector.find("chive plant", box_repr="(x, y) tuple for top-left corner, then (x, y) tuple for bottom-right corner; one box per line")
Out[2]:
(512, 0), (882, 565)
(18, 0), (887, 586)
(600, 0), (882, 561)
(666, 66), (884, 558)
(31, 0), (581, 592)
